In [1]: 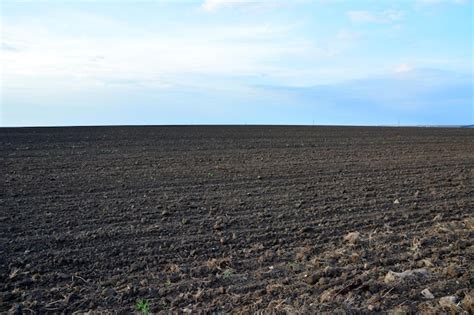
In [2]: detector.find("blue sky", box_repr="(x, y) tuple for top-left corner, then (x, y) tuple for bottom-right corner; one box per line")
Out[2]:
(1, 0), (472, 126)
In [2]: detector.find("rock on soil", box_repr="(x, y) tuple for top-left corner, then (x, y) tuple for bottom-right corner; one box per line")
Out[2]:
(384, 268), (428, 283)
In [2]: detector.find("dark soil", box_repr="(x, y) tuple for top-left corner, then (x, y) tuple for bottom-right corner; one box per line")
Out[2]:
(1, 126), (473, 314)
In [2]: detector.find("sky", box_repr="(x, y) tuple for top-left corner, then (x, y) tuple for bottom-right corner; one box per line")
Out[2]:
(0, 0), (473, 126)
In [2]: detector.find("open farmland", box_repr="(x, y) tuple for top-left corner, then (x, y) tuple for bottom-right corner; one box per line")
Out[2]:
(1, 126), (473, 313)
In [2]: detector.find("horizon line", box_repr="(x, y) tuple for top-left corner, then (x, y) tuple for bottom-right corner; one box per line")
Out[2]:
(1, 124), (473, 129)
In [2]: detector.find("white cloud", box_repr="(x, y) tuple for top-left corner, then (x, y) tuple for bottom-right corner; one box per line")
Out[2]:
(201, 0), (282, 12)
(394, 63), (414, 73)
(1, 42), (19, 52)
(347, 10), (404, 23)
(1, 17), (325, 90)
(336, 29), (361, 41)
(417, 0), (469, 4)
(417, 0), (442, 3)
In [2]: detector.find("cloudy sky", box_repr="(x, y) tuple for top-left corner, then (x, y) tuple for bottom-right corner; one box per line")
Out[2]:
(1, 0), (472, 126)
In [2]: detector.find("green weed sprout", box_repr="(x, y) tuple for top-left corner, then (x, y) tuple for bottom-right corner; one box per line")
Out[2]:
(136, 299), (150, 315)
(223, 268), (234, 279)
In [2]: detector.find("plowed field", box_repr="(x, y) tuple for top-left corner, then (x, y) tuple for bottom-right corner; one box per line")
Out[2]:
(1, 126), (473, 313)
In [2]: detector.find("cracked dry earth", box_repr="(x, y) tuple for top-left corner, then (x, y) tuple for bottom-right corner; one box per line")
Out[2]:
(1, 126), (473, 314)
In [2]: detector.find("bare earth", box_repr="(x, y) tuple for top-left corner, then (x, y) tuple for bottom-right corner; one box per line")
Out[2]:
(1, 126), (473, 313)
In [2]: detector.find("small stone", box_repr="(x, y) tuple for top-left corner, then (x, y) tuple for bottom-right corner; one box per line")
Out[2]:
(384, 271), (397, 282)
(461, 293), (474, 313)
(384, 268), (428, 283)
(421, 288), (435, 299)
(318, 277), (328, 286)
(319, 289), (335, 302)
(350, 253), (360, 263)
(393, 199), (400, 204)
(304, 273), (319, 285)
(388, 306), (409, 314)
(9, 268), (19, 280)
(102, 287), (116, 297)
(344, 231), (360, 244)
(158, 288), (167, 296)
(439, 296), (458, 307)
(421, 259), (434, 267)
